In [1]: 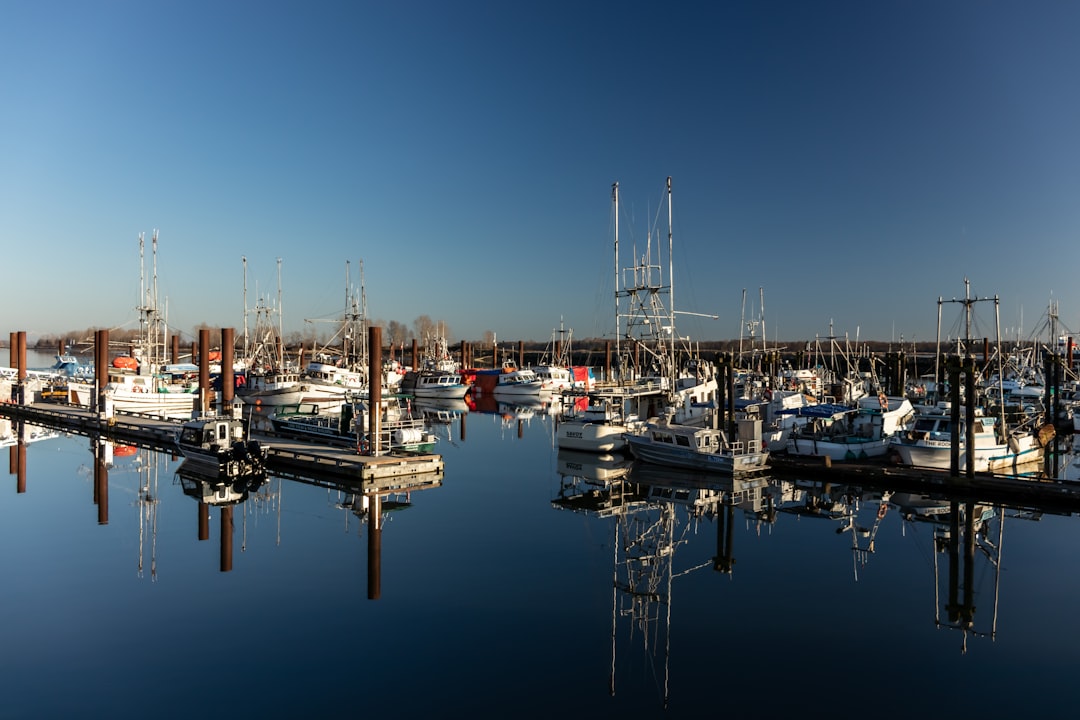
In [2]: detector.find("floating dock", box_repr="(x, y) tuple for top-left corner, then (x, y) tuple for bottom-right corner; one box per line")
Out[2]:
(0, 401), (444, 482)
(768, 452), (1080, 514)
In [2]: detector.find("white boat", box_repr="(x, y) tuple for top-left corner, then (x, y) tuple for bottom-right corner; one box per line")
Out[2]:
(292, 361), (367, 410)
(625, 416), (769, 476)
(67, 232), (202, 418)
(270, 396), (437, 453)
(67, 370), (201, 418)
(558, 178), (719, 451)
(557, 392), (645, 453)
(176, 414), (267, 478)
(889, 401), (1048, 473)
(410, 370), (470, 399)
(785, 395), (915, 462)
(236, 368), (306, 407)
(533, 323), (577, 392)
(491, 367), (548, 396)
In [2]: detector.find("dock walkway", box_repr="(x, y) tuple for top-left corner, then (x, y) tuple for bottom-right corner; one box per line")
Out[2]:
(0, 401), (444, 482)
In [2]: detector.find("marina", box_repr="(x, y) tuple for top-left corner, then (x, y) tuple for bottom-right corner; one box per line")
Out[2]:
(5, 341), (1080, 717)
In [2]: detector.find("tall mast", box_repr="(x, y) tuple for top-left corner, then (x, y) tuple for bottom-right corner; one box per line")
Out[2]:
(760, 287), (766, 356)
(613, 182), (620, 375)
(276, 257), (284, 367)
(242, 256), (249, 361)
(667, 176), (675, 380)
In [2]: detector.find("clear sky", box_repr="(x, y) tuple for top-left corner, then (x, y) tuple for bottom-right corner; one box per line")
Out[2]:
(2, 1), (1078, 347)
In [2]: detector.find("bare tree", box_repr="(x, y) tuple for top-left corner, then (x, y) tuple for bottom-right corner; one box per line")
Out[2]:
(413, 315), (436, 343)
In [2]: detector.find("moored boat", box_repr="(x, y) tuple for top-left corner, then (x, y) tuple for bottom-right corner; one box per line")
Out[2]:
(176, 414), (267, 478)
(784, 395), (915, 462)
(889, 401), (1050, 473)
(625, 416), (769, 476)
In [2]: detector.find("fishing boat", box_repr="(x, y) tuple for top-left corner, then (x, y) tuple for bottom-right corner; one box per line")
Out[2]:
(175, 414), (267, 478)
(491, 366), (548, 396)
(625, 416), (769, 476)
(409, 370), (470, 399)
(889, 401), (1049, 472)
(556, 392), (648, 453)
(66, 232), (202, 418)
(533, 322), (577, 392)
(784, 395), (915, 462)
(558, 179), (719, 452)
(269, 396), (437, 453)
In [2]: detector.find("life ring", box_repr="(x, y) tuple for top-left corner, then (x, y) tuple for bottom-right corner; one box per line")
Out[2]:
(878, 392), (889, 410)
(877, 503), (888, 520)
(133, 385), (147, 393)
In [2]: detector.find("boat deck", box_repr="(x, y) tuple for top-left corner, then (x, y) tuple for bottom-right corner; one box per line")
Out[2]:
(0, 401), (444, 482)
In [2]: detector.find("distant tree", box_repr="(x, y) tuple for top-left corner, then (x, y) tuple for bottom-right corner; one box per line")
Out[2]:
(482, 330), (495, 345)
(386, 320), (410, 346)
(413, 315), (436, 343)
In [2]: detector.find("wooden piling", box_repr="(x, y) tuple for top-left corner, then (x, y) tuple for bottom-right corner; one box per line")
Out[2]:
(199, 329), (210, 415)
(95, 329), (109, 414)
(221, 328), (235, 413)
(369, 326), (382, 455)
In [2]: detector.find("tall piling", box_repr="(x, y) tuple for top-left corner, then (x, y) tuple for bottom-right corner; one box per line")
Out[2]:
(15, 331), (26, 405)
(95, 329), (109, 415)
(368, 326), (382, 455)
(221, 328), (235, 415)
(198, 329), (210, 415)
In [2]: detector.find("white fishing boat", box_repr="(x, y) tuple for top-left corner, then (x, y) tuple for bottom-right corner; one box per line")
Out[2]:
(270, 396), (437, 453)
(784, 395), (915, 462)
(67, 232), (204, 418)
(491, 367), (548, 396)
(557, 178), (718, 452)
(625, 416), (769, 476)
(889, 401), (1049, 472)
(410, 370), (470, 399)
(533, 322), (577, 392)
(556, 390), (652, 453)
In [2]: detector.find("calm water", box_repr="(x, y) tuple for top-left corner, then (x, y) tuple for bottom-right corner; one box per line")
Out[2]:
(3, 349), (1080, 718)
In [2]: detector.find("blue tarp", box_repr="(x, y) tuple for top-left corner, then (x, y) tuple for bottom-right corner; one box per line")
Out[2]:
(775, 403), (855, 418)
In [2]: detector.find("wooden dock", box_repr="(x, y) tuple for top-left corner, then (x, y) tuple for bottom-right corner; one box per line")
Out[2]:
(768, 452), (1080, 514)
(0, 400), (444, 482)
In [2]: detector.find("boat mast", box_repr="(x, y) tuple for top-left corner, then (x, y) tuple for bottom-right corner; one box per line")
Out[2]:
(242, 256), (249, 362)
(277, 257), (284, 368)
(613, 181), (620, 379)
(666, 177), (675, 384)
(739, 289), (746, 363)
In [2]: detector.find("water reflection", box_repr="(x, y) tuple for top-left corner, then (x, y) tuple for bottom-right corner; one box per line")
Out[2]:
(550, 453), (1080, 708)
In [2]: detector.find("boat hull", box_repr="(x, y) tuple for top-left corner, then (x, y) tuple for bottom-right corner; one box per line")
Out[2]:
(625, 435), (768, 475)
(557, 419), (629, 453)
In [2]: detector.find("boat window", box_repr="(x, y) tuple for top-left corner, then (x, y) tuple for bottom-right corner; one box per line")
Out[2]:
(676, 436), (691, 447)
(217, 423), (228, 441)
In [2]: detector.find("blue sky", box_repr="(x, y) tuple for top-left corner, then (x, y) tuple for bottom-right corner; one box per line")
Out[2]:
(2, 1), (1078, 347)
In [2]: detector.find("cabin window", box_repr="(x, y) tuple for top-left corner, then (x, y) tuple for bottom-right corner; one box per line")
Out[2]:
(217, 424), (228, 441)
(676, 436), (691, 447)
